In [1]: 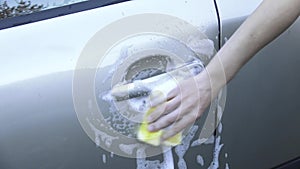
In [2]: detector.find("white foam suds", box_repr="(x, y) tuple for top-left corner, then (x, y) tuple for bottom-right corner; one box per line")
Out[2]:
(196, 155), (204, 166)
(136, 157), (160, 169)
(97, 33), (230, 168)
(102, 154), (107, 164)
(101, 92), (114, 103)
(203, 135), (215, 144)
(133, 100), (228, 169)
(191, 135), (215, 147)
(187, 36), (215, 59)
(128, 96), (150, 114)
(119, 143), (139, 155)
(86, 118), (119, 148)
(175, 125), (199, 169)
(136, 126), (199, 169)
(110, 152), (114, 158)
(100, 91), (137, 137)
(208, 136), (224, 169)
(191, 138), (205, 147)
(225, 163), (230, 169)
(177, 158), (187, 169)
(127, 71), (180, 115)
(161, 148), (175, 169)
(101, 44), (133, 83)
(218, 122), (223, 133)
(190, 138), (205, 147)
(136, 147), (174, 169)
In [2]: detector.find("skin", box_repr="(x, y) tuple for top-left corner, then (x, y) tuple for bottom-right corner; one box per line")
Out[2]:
(147, 0), (300, 141)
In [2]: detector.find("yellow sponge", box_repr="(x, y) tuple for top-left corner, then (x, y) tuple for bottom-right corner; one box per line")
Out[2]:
(137, 107), (182, 146)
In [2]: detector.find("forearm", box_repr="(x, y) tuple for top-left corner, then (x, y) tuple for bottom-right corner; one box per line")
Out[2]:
(197, 0), (300, 95)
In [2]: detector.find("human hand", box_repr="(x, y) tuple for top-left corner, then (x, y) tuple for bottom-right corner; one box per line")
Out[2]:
(147, 71), (213, 141)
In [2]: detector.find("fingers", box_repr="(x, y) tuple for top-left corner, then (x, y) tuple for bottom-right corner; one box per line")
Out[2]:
(149, 87), (179, 107)
(161, 110), (198, 140)
(167, 87), (179, 100)
(147, 100), (199, 140)
(147, 95), (181, 123)
(148, 107), (182, 132)
(148, 101), (198, 133)
(148, 90), (167, 107)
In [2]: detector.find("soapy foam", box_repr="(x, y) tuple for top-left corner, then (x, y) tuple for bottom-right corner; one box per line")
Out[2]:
(161, 148), (174, 169)
(102, 154), (107, 164)
(190, 104), (228, 169)
(101, 92), (229, 166)
(175, 125), (199, 169)
(187, 36), (215, 60)
(101, 44), (133, 84)
(135, 126), (199, 169)
(97, 33), (229, 168)
(86, 118), (119, 148)
(136, 147), (174, 169)
(103, 110), (136, 137)
(208, 136), (224, 169)
(196, 155), (204, 166)
(101, 91), (137, 137)
(119, 143), (140, 155)
(136, 147), (160, 169)
(191, 135), (215, 147)
(134, 108), (229, 169)
(218, 122), (223, 133)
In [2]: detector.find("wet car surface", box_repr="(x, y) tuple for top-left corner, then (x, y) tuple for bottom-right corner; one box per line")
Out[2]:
(0, 0), (299, 168)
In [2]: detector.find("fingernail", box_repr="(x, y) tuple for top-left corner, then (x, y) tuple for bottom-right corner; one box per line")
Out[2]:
(148, 125), (154, 131)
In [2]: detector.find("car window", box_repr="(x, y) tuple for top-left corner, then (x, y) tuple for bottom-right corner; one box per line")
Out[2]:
(0, 0), (87, 19)
(0, 0), (130, 29)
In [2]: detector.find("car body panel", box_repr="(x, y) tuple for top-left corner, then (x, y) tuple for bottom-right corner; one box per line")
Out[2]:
(1, 0), (299, 168)
(217, 0), (300, 168)
(0, 0), (220, 168)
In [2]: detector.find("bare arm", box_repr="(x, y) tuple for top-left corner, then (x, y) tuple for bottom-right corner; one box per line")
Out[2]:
(205, 0), (300, 93)
(148, 0), (300, 140)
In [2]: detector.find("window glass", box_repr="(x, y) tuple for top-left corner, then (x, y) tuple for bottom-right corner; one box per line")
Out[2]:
(0, 0), (87, 19)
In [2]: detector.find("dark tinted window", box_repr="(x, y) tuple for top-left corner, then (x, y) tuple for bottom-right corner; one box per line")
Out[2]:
(0, 0), (87, 19)
(0, 0), (130, 29)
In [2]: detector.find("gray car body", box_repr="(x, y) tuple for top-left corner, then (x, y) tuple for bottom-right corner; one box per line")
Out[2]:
(0, 0), (299, 168)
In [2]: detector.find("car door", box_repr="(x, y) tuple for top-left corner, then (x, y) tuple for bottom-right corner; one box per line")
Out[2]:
(217, 0), (300, 168)
(0, 0), (223, 169)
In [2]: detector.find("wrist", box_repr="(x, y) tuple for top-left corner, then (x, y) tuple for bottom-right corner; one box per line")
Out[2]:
(195, 65), (226, 99)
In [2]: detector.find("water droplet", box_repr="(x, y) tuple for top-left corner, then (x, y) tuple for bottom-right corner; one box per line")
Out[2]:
(225, 163), (230, 169)
(196, 155), (204, 166)
(102, 154), (107, 163)
(224, 37), (228, 43)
